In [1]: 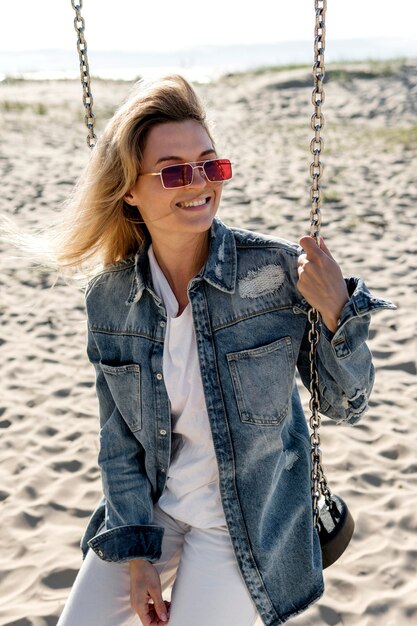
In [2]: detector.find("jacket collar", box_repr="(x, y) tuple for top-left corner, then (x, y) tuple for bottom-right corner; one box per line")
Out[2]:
(126, 217), (236, 305)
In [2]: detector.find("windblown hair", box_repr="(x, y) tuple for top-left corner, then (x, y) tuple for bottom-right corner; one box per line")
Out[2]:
(56, 74), (213, 272)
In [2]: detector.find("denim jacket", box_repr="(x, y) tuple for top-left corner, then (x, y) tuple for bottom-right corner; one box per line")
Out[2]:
(81, 218), (394, 625)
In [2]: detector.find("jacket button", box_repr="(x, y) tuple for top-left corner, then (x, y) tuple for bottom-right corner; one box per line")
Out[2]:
(98, 550), (104, 557)
(160, 467), (166, 473)
(159, 429), (167, 436)
(160, 321), (166, 328)
(156, 373), (163, 380)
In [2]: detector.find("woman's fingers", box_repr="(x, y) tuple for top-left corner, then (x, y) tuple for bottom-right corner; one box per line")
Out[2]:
(132, 594), (169, 625)
(130, 560), (169, 624)
(317, 236), (334, 260)
(148, 585), (169, 623)
(148, 601), (171, 623)
(299, 235), (334, 260)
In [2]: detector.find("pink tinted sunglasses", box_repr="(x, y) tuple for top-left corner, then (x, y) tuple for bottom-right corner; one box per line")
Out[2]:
(139, 158), (233, 189)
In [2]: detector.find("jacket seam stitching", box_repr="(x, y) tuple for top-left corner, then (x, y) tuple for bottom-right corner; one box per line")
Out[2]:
(89, 328), (164, 342)
(212, 304), (297, 331)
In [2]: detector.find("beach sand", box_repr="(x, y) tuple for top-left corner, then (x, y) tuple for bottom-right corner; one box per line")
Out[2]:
(0, 61), (416, 625)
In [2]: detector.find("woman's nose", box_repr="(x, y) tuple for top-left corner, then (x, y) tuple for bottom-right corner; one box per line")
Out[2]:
(190, 165), (207, 187)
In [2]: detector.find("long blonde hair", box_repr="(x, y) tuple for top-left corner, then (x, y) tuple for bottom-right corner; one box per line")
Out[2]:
(56, 75), (213, 272)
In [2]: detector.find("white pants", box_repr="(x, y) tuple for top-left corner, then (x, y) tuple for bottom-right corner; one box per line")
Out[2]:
(57, 504), (263, 626)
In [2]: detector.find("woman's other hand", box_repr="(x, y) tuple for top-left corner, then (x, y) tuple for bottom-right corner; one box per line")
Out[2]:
(129, 559), (170, 624)
(297, 236), (349, 333)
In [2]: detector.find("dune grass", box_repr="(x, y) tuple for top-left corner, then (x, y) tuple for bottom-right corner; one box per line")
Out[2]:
(0, 100), (47, 115)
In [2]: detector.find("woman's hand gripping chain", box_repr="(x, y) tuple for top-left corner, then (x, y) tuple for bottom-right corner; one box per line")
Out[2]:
(297, 236), (349, 333)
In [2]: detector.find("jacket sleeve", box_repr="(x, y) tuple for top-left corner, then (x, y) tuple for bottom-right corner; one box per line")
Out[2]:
(297, 277), (396, 424)
(84, 326), (164, 564)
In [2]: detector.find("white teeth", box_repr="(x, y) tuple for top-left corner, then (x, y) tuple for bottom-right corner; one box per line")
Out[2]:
(178, 198), (207, 208)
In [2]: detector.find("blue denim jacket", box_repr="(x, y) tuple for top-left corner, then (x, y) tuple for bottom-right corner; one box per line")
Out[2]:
(81, 218), (394, 625)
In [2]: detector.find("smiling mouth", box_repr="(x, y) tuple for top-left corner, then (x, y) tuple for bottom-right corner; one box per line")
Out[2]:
(177, 196), (210, 209)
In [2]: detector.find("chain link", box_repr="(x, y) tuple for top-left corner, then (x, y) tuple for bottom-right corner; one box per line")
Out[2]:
(308, 0), (332, 530)
(71, 0), (96, 148)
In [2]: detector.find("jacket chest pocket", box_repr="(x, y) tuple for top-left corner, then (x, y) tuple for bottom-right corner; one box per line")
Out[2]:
(226, 336), (294, 426)
(100, 363), (142, 432)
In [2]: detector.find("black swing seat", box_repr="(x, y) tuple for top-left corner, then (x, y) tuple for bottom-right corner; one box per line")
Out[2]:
(318, 494), (355, 569)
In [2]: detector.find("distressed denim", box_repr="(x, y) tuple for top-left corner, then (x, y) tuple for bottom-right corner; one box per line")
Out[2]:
(81, 218), (394, 625)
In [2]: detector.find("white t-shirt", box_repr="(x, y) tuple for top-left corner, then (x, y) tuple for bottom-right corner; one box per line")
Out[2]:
(148, 246), (226, 528)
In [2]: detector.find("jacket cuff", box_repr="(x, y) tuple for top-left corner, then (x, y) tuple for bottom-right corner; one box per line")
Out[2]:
(341, 277), (395, 320)
(320, 277), (396, 352)
(88, 525), (164, 563)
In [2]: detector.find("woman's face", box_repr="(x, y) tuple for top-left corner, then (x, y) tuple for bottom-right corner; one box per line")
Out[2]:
(125, 119), (223, 243)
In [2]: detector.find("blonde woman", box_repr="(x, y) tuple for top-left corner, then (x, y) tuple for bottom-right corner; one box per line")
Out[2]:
(56, 75), (392, 626)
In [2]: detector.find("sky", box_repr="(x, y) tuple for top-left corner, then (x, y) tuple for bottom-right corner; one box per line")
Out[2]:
(1, 0), (417, 53)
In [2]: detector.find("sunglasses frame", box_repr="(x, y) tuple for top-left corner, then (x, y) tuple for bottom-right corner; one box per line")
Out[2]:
(139, 158), (232, 189)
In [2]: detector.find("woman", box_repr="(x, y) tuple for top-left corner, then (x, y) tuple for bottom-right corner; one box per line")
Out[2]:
(57, 75), (393, 626)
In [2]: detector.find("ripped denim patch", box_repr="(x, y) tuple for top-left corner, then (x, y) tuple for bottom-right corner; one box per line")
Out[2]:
(238, 264), (286, 299)
(343, 388), (369, 424)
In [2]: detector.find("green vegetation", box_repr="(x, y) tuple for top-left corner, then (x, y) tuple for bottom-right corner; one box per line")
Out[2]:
(252, 63), (311, 75)
(0, 100), (27, 112)
(0, 100), (48, 115)
(0, 75), (27, 85)
(33, 102), (47, 115)
(322, 190), (343, 204)
(324, 58), (411, 81)
(327, 121), (417, 152)
(221, 57), (413, 82)
(363, 124), (417, 149)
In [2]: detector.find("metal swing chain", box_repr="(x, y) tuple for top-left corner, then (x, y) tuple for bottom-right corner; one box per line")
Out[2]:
(71, 0), (97, 148)
(308, 0), (332, 530)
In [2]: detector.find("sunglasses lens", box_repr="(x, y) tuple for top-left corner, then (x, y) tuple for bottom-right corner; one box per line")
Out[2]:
(161, 163), (193, 188)
(204, 159), (232, 182)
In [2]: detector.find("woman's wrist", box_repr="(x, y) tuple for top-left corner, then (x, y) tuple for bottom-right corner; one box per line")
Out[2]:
(321, 313), (339, 334)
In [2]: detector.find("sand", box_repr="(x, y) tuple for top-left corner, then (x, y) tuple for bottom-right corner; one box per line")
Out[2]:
(0, 60), (416, 625)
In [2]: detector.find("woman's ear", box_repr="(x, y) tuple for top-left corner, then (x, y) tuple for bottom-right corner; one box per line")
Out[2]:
(123, 191), (136, 207)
